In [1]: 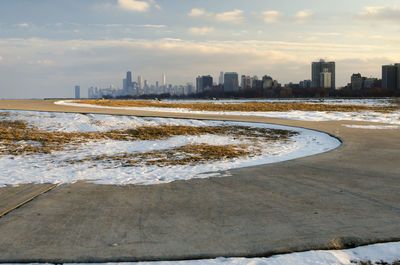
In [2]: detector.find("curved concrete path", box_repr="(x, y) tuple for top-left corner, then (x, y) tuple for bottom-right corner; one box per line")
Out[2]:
(0, 100), (399, 262)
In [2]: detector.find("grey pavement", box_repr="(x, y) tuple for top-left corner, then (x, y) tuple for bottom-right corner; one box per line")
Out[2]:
(0, 100), (399, 262)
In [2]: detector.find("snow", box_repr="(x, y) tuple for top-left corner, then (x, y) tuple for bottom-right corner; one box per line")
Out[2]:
(343, 124), (400, 129)
(0, 110), (340, 186)
(56, 100), (400, 125)
(161, 97), (395, 106)
(2, 242), (399, 265)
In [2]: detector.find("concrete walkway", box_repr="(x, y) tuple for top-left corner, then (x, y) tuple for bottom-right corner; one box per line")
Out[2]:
(0, 100), (399, 262)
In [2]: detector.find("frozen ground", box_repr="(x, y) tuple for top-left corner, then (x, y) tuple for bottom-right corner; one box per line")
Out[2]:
(2, 242), (399, 265)
(343, 124), (400, 129)
(0, 110), (340, 186)
(56, 99), (400, 125)
(161, 98), (395, 106)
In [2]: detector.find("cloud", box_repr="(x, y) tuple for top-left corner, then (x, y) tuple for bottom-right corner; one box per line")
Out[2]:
(188, 27), (215, 35)
(117, 0), (150, 12)
(189, 8), (244, 24)
(142, 24), (166, 28)
(1, 37), (399, 98)
(0, 56), (3, 62)
(295, 10), (314, 21)
(18, 23), (29, 28)
(188, 8), (210, 17)
(262, 11), (282, 24)
(358, 6), (400, 22)
(29, 59), (54, 65)
(148, 0), (161, 10)
(215, 9), (244, 24)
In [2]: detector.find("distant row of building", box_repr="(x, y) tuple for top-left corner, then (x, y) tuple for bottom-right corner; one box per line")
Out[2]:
(196, 72), (281, 95)
(76, 60), (400, 99)
(87, 71), (196, 99)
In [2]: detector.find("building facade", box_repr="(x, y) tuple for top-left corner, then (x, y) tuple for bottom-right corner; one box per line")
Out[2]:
(219, 71), (224, 85)
(162, 73), (166, 86)
(312, 59), (335, 89)
(382, 65), (397, 90)
(75, 85), (80, 99)
(224, 72), (239, 92)
(196, 75), (213, 93)
(396, 64), (400, 91)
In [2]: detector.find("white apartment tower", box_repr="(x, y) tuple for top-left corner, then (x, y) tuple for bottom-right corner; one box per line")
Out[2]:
(162, 73), (166, 86)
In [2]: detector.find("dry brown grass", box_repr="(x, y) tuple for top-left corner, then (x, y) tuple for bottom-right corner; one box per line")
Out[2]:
(0, 120), (89, 155)
(351, 261), (400, 265)
(67, 143), (252, 167)
(76, 99), (399, 113)
(0, 118), (297, 168)
(392, 98), (400, 107)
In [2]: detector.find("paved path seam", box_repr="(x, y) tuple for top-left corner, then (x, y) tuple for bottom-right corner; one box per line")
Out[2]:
(0, 184), (58, 218)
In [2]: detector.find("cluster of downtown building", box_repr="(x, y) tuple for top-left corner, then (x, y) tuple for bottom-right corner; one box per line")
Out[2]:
(88, 72), (195, 99)
(85, 60), (400, 100)
(196, 60), (334, 98)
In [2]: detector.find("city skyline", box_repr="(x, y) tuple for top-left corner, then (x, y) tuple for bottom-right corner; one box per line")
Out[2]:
(1, 0), (400, 98)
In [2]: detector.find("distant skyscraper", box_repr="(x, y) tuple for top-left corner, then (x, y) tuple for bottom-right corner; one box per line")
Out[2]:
(126, 71), (132, 87)
(224, 72), (239, 92)
(395, 63), (400, 91)
(382, 65), (397, 90)
(75, 85), (80, 99)
(241, 75), (246, 89)
(219, 71), (224, 85)
(241, 75), (252, 89)
(320, 68), (332, 89)
(138, 75), (143, 89)
(312, 59), (335, 89)
(196, 75), (213, 93)
(162, 73), (166, 86)
(123, 78), (127, 90)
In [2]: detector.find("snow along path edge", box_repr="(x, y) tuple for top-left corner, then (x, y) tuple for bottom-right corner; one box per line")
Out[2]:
(55, 100), (400, 125)
(0, 110), (340, 186)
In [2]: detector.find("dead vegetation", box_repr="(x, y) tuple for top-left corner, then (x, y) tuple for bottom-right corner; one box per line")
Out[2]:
(392, 98), (400, 107)
(0, 116), (298, 167)
(67, 143), (252, 167)
(76, 99), (400, 113)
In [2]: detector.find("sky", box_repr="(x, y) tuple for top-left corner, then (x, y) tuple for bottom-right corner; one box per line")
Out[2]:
(0, 0), (400, 98)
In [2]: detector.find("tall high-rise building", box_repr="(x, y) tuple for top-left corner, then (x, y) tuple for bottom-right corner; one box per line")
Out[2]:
(123, 78), (127, 90)
(75, 85), (80, 99)
(224, 72), (239, 92)
(320, 68), (332, 89)
(382, 65), (397, 90)
(126, 71), (132, 86)
(396, 64), (400, 91)
(162, 73), (166, 86)
(241, 75), (246, 89)
(138, 75), (143, 89)
(219, 72), (224, 85)
(311, 59), (335, 89)
(196, 75), (213, 93)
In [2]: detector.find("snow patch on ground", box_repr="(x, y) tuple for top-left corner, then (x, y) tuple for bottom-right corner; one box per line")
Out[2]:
(162, 97), (395, 106)
(343, 124), (400, 129)
(2, 242), (399, 265)
(0, 110), (340, 186)
(56, 100), (400, 125)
